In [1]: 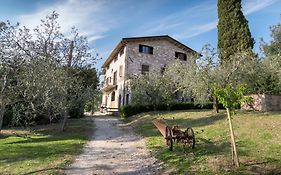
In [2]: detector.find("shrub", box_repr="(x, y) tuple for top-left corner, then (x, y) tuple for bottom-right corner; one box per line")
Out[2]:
(120, 102), (225, 118)
(3, 107), (13, 127)
(69, 104), (85, 118)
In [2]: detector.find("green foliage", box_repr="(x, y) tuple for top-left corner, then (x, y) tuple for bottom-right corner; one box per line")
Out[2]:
(120, 102), (224, 118)
(130, 72), (176, 106)
(214, 83), (250, 109)
(0, 118), (93, 174)
(262, 18), (281, 56)
(260, 18), (281, 94)
(0, 12), (99, 128)
(120, 105), (153, 118)
(128, 110), (281, 174)
(84, 90), (102, 113)
(66, 67), (99, 118)
(217, 0), (254, 62)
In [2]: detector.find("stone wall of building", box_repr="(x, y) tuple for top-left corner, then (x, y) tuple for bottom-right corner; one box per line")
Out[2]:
(102, 38), (195, 109)
(241, 94), (281, 111)
(102, 46), (127, 108)
(125, 39), (194, 77)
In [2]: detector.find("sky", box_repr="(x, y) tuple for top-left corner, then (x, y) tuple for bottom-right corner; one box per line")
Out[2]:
(0, 0), (280, 70)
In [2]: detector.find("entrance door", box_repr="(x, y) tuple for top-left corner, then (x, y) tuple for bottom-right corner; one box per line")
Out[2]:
(118, 95), (122, 109)
(126, 94), (129, 105)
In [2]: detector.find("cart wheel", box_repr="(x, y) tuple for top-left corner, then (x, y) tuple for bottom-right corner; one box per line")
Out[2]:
(166, 126), (173, 151)
(186, 127), (195, 149)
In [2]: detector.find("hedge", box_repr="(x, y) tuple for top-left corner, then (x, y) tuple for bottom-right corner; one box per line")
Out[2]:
(120, 102), (224, 118)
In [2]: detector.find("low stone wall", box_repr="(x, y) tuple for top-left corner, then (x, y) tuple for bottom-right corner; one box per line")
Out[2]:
(241, 94), (281, 111)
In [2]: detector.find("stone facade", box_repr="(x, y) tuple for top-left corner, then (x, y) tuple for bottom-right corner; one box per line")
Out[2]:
(101, 36), (196, 109)
(101, 47), (127, 109)
(126, 40), (193, 77)
(241, 94), (281, 111)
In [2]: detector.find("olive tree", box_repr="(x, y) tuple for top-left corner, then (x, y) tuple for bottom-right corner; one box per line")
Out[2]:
(130, 72), (176, 107)
(261, 18), (281, 94)
(0, 11), (99, 131)
(0, 21), (29, 131)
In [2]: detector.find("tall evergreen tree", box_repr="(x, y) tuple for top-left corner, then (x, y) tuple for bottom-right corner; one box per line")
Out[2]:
(217, 0), (254, 62)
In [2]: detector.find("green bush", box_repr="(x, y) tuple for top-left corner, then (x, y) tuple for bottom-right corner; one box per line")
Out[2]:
(120, 102), (225, 118)
(3, 107), (13, 127)
(69, 104), (85, 118)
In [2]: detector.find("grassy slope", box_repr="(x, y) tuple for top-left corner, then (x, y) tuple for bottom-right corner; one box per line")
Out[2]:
(0, 118), (93, 175)
(125, 110), (281, 174)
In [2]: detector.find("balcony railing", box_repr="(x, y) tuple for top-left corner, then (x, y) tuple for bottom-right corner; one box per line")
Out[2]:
(101, 81), (117, 92)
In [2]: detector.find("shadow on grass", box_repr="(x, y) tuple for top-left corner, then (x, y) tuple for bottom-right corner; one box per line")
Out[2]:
(141, 109), (213, 116)
(1, 141), (84, 164)
(0, 118), (93, 169)
(164, 113), (226, 128)
(241, 158), (281, 175)
(133, 111), (226, 138)
(133, 110), (281, 174)
(0, 134), (10, 139)
(22, 167), (59, 175)
(191, 137), (247, 158)
(237, 110), (281, 117)
(6, 133), (87, 145)
(149, 136), (256, 174)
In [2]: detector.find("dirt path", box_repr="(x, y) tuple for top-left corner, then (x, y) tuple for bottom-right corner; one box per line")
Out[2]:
(64, 116), (163, 175)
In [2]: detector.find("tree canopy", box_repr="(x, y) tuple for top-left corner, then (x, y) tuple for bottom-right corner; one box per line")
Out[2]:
(217, 0), (254, 62)
(0, 11), (99, 131)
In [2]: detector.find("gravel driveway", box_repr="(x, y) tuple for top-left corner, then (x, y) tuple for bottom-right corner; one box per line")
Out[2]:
(64, 116), (163, 175)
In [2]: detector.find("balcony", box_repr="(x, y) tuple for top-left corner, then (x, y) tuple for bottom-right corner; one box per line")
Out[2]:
(101, 82), (117, 92)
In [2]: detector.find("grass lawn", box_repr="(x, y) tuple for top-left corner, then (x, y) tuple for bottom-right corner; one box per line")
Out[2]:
(0, 118), (93, 175)
(125, 110), (281, 174)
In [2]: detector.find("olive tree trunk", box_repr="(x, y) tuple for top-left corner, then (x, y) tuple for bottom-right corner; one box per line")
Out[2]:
(0, 105), (5, 132)
(0, 74), (7, 132)
(60, 40), (74, 132)
(213, 96), (219, 114)
(60, 110), (69, 132)
(226, 108), (239, 167)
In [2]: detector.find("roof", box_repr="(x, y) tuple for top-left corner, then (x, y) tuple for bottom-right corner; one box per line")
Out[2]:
(101, 35), (198, 68)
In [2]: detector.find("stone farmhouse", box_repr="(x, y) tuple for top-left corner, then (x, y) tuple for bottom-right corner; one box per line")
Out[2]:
(101, 35), (198, 110)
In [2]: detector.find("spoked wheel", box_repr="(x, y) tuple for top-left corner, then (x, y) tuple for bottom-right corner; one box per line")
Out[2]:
(165, 126), (173, 151)
(185, 127), (195, 149)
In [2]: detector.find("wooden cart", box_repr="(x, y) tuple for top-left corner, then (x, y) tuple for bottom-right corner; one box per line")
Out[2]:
(153, 120), (195, 151)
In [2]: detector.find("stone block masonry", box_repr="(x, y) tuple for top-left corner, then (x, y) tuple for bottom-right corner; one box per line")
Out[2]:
(241, 94), (281, 111)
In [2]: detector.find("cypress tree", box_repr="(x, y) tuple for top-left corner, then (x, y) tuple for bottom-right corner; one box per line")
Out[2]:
(217, 0), (254, 62)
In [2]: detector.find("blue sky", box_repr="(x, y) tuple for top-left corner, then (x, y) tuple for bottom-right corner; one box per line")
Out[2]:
(0, 0), (280, 70)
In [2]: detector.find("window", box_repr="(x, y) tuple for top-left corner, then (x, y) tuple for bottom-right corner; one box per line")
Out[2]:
(175, 52), (187, 61)
(106, 77), (109, 85)
(113, 71), (117, 85)
(141, 65), (149, 74)
(126, 94), (129, 104)
(118, 95), (122, 108)
(119, 47), (124, 56)
(139, 44), (153, 54)
(111, 91), (115, 101)
(119, 65), (123, 77)
(113, 56), (117, 62)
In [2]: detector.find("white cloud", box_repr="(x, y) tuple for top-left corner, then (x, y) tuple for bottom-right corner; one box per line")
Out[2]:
(173, 21), (217, 40)
(139, 0), (279, 39)
(138, 2), (217, 37)
(243, 0), (278, 15)
(17, 0), (116, 43)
